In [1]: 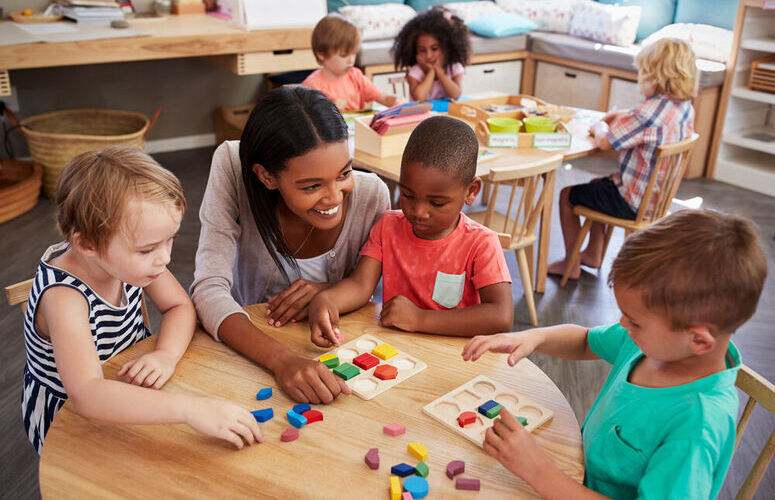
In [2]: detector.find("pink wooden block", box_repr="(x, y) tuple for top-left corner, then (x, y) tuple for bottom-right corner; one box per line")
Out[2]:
(364, 447), (379, 470)
(383, 423), (406, 437)
(446, 460), (465, 479)
(402, 493), (413, 500)
(280, 428), (299, 442)
(455, 478), (480, 491)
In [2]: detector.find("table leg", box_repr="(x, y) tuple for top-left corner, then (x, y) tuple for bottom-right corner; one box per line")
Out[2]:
(535, 170), (556, 293)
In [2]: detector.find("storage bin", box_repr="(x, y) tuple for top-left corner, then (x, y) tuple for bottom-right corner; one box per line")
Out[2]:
(0, 159), (42, 224)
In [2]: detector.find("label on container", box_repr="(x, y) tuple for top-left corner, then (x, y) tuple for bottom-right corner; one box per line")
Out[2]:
(532, 133), (571, 148)
(487, 133), (520, 148)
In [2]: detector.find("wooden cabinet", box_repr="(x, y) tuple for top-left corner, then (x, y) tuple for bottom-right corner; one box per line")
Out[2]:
(533, 61), (601, 110)
(464, 60), (522, 95)
(711, 0), (775, 196)
(608, 77), (642, 111)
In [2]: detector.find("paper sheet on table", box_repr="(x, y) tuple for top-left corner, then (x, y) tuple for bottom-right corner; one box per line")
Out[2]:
(14, 23), (79, 35)
(0, 22), (149, 46)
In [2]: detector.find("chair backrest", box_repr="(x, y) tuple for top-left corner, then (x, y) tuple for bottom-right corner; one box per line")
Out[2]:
(388, 75), (410, 100)
(5, 278), (150, 329)
(482, 154), (563, 247)
(634, 133), (700, 223)
(733, 364), (775, 500)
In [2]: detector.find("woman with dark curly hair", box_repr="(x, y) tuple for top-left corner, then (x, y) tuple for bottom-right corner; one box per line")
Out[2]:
(391, 7), (471, 101)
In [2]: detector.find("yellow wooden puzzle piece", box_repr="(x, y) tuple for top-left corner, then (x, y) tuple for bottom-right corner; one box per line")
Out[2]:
(390, 476), (401, 500)
(372, 343), (398, 360)
(408, 442), (427, 461)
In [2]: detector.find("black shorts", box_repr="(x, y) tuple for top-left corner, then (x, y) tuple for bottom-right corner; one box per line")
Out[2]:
(568, 178), (637, 220)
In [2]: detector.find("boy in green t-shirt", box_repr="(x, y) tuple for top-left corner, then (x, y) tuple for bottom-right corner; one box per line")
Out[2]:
(462, 209), (767, 499)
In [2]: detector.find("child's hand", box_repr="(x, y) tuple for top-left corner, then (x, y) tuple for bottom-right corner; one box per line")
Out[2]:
(266, 279), (331, 327)
(309, 296), (342, 347)
(462, 331), (542, 366)
(273, 351), (351, 403)
(186, 398), (263, 449)
(117, 350), (179, 389)
(380, 295), (424, 332)
(484, 407), (547, 481)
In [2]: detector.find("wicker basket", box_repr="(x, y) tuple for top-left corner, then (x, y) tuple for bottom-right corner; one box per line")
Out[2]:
(19, 109), (156, 197)
(0, 159), (43, 224)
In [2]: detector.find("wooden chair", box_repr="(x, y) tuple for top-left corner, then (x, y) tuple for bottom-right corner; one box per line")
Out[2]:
(733, 364), (775, 500)
(388, 75), (410, 100)
(560, 133), (700, 287)
(468, 154), (563, 326)
(5, 278), (150, 329)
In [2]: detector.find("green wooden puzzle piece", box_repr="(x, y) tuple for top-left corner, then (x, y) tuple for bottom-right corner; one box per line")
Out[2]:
(415, 461), (429, 478)
(517, 416), (528, 426)
(333, 362), (359, 380)
(484, 404), (503, 419)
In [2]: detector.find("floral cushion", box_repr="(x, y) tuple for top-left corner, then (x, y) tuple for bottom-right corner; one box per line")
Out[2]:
(338, 4), (417, 41)
(494, 0), (577, 34)
(569, 0), (641, 47)
(442, 1), (506, 23)
(641, 23), (733, 63)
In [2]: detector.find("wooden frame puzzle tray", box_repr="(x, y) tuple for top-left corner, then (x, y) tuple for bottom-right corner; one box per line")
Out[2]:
(315, 334), (427, 400)
(422, 375), (553, 447)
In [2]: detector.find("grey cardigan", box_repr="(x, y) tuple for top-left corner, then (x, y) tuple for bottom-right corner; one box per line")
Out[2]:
(190, 141), (390, 339)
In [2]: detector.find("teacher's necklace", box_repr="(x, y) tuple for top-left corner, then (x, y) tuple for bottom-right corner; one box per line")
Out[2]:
(289, 223), (315, 257)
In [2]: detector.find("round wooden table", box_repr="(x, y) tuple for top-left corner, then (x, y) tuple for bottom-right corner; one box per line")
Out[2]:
(40, 303), (584, 498)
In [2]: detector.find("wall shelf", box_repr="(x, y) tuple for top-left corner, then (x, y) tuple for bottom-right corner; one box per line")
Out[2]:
(730, 86), (775, 105)
(722, 126), (775, 154)
(740, 37), (775, 52)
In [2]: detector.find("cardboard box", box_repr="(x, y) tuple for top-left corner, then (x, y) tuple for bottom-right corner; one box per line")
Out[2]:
(213, 103), (254, 145)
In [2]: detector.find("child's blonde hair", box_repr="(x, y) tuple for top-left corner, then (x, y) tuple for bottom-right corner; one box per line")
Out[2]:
(56, 146), (186, 255)
(311, 14), (360, 64)
(635, 37), (698, 101)
(609, 209), (767, 335)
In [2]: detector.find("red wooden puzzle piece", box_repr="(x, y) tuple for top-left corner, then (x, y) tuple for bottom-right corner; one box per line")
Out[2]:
(302, 409), (323, 423)
(353, 352), (379, 370)
(374, 364), (398, 380)
(457, 411), (477, 427)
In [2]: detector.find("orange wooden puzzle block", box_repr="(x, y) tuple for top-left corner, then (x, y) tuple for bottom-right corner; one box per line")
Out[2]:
(374, 364), (398, 380)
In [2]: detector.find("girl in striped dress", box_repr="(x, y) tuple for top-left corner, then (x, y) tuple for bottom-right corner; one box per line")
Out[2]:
(22, 146), (263, 454)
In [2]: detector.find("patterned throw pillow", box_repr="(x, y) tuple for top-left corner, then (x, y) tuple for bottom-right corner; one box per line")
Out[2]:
(338, 4), (417, 41)
(641, 23), (733, 63)
(569, 0), (641, 47)
(495, 0), (577, 33)
(442, 1), (506, 23)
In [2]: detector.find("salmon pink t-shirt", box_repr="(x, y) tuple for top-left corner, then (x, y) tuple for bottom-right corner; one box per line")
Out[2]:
(360, 210), (511, 310)
(301, 67), (383, 111)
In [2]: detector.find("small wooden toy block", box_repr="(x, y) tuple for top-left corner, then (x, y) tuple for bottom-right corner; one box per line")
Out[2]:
(320, 353), (339, 369)
(302, 409), (323, 423)
(281, 428), (299, 442)
(384, 423), (406, 436)
(352, 352), (380, 370)
(403, 476), (428, 499)
(457, 411), (477, 427)
(407, 442), (427, 462)
(314, 334), (427, 400)
(374, 364), (398, 380)
(365, 447), (379, 470)
(390, 476), (402, 500)
(333, 362), (360, 380)
(446, 460), (465, 479)
(391, 463), (416, 477)
(455, 478), (480, 491)
(251, 408), (273, 423)
(335, 331), (345, 343)
(415, 461), (429, 478)
(402, 493), (412, 500)
(292, 403), (311, 414)
(372, 343), (399, 360)
(423, 375), (553, 448)
(286, 410), (307, 428)
(256, 388), (272, 400)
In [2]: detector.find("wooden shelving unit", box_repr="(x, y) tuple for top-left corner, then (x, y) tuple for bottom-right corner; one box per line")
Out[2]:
(709, 0), (775, 196)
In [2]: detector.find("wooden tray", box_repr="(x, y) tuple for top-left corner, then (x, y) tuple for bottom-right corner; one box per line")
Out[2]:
(749, 54), (775, 94)
(10, 10), (64, 23)
(448, 94), (547, 123)
(474, 115), (572, 150)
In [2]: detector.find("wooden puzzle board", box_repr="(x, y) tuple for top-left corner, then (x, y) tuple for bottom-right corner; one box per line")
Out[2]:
(422, 375), (553, 447)
(316, 334), (427, 400)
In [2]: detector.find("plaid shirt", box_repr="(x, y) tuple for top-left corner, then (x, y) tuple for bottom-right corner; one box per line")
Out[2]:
(608, 95), (694, 217)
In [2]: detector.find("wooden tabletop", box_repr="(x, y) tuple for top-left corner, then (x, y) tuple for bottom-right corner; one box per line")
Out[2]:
(0, 14), (311, 70)
(39, 303), (584, 499)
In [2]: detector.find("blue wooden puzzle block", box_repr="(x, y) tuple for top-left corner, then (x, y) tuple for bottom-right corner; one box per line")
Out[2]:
(292, 403), (311, 414)
(256, 388), (272, 400)
(287, 410), (307, 428)
(403, 476), (429, 499)
(391, 463), (416, 477)
(251, 408), (273, 422)
(478, 399), (499, 417)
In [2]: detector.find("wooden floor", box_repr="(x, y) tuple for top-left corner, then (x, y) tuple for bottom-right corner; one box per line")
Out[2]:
(1, 147), (772, 499)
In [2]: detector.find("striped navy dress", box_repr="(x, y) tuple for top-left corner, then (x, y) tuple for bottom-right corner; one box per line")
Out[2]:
(22, 243), (150, 454)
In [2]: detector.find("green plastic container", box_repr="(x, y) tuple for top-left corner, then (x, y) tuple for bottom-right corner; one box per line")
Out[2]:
(487, 117), (522, 133)
(524, 116), (557, 133)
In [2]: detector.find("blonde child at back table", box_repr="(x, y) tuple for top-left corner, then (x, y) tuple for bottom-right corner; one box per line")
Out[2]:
(463, 209), (767, 499)
(22, 146), (262, 453)
(302, 14), (401, 112)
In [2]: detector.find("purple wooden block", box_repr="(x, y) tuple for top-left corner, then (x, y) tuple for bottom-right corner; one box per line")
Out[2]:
(446, 460), (465, 479)
(455, 478), (480, 491)
(364, 447), (379, 470)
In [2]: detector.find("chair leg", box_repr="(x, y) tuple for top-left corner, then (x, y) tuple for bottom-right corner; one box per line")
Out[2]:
(524, 244), (535, 288)
(516, 248), (538, 326)
(481, 181), (491, 206)
(561, 218), (593, 287)
(599, 224), (614, 265)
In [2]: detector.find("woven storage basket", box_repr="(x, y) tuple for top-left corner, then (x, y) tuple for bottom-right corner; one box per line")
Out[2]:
(20, 109), (152, 197)
(0, 159), (43, 224)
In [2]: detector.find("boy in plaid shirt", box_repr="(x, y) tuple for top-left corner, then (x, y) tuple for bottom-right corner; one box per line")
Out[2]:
(549, 38), (697, 280)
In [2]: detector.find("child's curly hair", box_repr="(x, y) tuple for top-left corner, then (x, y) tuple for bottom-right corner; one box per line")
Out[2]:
(391, 7), (471, 71)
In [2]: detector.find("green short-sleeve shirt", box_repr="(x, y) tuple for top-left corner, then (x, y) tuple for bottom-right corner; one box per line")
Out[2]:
(582, 323), (741, 499)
